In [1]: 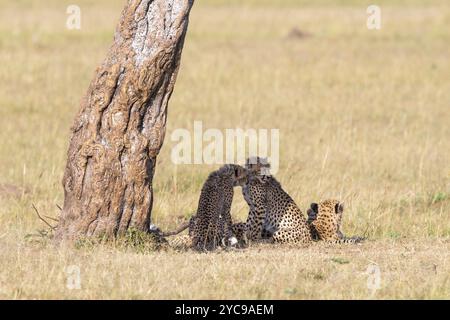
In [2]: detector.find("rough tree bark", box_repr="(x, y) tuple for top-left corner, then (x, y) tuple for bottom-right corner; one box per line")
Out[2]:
(55, 0), (194, 241)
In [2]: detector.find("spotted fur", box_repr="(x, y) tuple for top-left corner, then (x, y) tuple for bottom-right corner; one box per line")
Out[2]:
(163, 218), (248, 250)
(307, 199), (365, 244)
(161, 164), (249, 251)
(242, 157), (270, 241)
(242, 158), (312, 245)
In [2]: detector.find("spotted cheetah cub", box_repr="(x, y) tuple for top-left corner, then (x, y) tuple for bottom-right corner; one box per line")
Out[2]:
(161, 164), (249, 251)
(307, 199), (365, 244)
(161, 217), (248, 250)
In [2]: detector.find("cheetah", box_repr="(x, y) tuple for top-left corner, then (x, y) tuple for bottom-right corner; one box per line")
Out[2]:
(242, 157), (312, 245)
(241, 157), (270, 241)
(161, 216), (248, 250)
(159, 164), (249, 251)
(306, 199), (365, 244)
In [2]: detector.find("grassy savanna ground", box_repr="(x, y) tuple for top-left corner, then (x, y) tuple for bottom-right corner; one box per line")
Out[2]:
(0, 0), (449, 299)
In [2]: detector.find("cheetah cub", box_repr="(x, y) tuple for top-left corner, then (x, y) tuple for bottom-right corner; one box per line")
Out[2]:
(161, 164), (249, 251)
(243, 157), (312, 245)
(307, 199), (365, 244)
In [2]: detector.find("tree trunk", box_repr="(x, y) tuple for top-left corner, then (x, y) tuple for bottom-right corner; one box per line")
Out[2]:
(55, 0), (194, 241)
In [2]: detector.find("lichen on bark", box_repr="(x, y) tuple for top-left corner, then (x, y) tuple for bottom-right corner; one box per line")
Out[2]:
(55, 0), (194, 241)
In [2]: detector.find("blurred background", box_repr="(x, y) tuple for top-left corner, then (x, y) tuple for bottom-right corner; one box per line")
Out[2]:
(0, 0), (449, 299)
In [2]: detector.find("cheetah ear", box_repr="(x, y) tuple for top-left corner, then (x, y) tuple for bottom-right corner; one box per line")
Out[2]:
(310, 203), (318, 213)
(335, 202), (344, 214)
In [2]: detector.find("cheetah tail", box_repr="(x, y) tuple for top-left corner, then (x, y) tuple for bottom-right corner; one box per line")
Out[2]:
(161, 221), (190, 237)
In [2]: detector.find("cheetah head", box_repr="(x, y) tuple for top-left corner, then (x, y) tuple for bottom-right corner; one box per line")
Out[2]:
(221, 164), (249, 186)
(307, 200), (344, 239)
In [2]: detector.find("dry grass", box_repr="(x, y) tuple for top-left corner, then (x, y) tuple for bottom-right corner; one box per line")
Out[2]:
(2, 240), (449, 299)
(0, 0), (449, 299)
